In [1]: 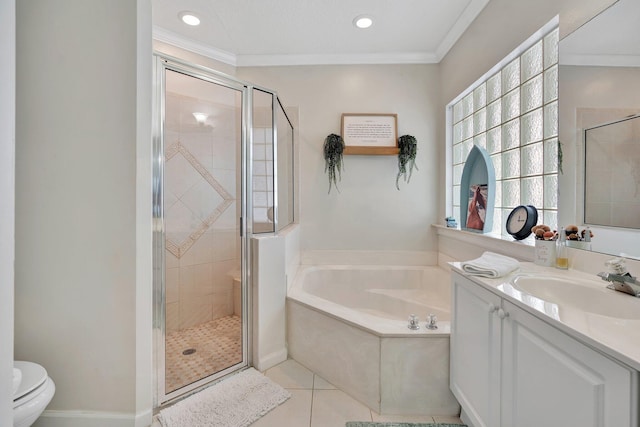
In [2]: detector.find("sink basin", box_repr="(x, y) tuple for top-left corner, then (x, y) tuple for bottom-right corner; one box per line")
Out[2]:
(503, 275), (640, 320)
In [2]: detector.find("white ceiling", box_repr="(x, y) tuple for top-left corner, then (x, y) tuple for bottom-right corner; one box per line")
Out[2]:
(152, 0), (490, 66)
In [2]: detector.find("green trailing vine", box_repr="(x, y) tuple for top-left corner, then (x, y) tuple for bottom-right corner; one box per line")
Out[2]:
(557, 139), (564, 174)
(323, 133), (345, 194)
(396, 134), (418, 190)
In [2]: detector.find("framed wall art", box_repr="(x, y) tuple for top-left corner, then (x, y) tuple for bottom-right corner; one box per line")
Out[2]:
(341, 113), (399, 155)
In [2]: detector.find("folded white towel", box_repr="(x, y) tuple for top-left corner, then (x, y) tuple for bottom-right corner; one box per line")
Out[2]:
(461, 251), (520, 278)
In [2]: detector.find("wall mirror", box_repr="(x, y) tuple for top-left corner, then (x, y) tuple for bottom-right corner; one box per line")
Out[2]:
(558, 0), (640, 258)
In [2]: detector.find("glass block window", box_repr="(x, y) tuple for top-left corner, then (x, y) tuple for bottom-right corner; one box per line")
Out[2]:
(450, 27), (559, 235)
(253, 126), (274, 225)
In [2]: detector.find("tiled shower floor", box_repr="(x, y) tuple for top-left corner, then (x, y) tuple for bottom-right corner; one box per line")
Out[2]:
(165, 315), (242, 393)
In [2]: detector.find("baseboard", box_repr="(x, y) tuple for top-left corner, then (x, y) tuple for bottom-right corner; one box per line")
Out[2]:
(34, 409), (152, 427)
(135, 409), (153, 427)
(459, 407), (476, 427)
(255, 347), (287, 372)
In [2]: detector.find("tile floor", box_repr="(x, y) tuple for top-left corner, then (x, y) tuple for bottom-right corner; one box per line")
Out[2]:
(153, 358), (463, 427)
(165, 315), (242, 392)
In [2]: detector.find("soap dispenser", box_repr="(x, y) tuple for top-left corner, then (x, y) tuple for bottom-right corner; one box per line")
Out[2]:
(583, 226), (592, 251)
(556, 227), (568, 269)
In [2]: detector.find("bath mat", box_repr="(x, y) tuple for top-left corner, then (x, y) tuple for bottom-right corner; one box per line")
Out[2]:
(158, 368), (290, 427)
(346, 423), (467, 427)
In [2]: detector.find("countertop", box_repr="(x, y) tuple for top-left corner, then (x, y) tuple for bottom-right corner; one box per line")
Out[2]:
(451, 262), (640, 372)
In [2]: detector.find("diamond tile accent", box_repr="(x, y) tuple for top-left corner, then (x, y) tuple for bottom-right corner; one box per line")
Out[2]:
(165, 141), (235, 259)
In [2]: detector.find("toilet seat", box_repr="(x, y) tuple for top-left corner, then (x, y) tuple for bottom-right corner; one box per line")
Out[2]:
(13, 361), (47, 407)
(13, 361), (56, 427)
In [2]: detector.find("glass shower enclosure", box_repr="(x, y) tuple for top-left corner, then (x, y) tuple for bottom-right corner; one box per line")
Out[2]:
(152, 54), (294, 405)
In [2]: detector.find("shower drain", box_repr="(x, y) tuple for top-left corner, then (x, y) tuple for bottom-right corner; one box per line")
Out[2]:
(182, 348), (196, 356)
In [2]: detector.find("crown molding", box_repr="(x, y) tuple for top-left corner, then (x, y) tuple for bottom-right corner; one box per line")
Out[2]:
(153, 26), (237, 66)
(435, 0), (491, 62)
(153, 26), (439, 66)
(236, 52), (439, 67)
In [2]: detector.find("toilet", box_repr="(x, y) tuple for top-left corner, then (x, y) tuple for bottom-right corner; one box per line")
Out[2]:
(13, 361), (55, 427)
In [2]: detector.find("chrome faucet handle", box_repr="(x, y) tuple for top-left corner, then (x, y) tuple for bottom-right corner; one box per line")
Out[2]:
(408, 314), (420, 330)
(426, 313), (438, 330)
(605, 257), (628, 275)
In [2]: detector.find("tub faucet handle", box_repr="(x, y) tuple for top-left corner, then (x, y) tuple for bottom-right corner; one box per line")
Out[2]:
(426, 313), (438, 330)
(408, 314), (420, 330)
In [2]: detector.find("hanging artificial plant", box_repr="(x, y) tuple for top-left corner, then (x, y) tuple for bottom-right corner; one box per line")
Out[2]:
(557, 140), (564, 174)
(396, 134), (418, 190)
(323, 133), (345, 194)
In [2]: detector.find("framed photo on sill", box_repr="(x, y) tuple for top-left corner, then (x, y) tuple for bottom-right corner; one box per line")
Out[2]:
(466, 184), (488, 231)
(341, 113), (399, 155)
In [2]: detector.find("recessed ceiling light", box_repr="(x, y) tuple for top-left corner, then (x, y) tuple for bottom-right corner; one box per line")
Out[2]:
(179, 11), (200, 26)
(353, 15), (373, 29)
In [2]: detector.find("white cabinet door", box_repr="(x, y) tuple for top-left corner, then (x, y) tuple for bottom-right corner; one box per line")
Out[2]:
(450, 272), (503, 427)
(501, 300), (636, 427)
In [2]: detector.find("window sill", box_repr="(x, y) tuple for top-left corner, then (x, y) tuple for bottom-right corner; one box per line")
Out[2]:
(432, 224), (535, 261)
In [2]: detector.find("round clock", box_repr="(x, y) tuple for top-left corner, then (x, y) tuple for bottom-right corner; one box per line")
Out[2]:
(505, 205), (538, 240)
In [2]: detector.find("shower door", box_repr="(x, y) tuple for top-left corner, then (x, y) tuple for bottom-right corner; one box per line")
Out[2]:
(153, 56), (249, 404)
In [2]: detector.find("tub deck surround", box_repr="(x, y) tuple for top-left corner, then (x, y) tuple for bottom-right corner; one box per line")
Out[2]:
(450, 261), (640, 371)
(299, 250), (440, 268)
(287, 264), (460, 416)
(289, 265), (452, 337)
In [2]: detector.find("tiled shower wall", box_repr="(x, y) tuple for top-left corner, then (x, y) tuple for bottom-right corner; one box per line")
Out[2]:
(252, 105), (275, 232)
(581, 109), (640, 229)
(164, 96), (240, 332)
(253, 126), (274, 227)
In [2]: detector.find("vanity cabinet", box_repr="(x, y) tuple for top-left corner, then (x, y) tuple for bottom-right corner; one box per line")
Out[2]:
(450, 272), (502, 427)
(450, 271), (638, 427)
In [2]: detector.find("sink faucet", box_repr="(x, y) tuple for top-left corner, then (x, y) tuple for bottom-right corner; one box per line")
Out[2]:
(598, 258), (640, 297)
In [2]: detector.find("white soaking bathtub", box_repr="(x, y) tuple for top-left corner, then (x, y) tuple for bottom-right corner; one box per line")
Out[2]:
(286, 265), (460, 416)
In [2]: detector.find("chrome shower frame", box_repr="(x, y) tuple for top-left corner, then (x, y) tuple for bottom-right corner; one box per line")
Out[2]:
(152, 53), (285, 407)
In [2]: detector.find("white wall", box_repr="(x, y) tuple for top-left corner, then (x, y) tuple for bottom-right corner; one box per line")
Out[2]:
(135, 0), (153, 424)
(251, 235), (288, 371)
(0, 0), (15, 425)
(238, 64), (441, 253)
(250, 224), (300, 371)
(15, 1), (152, 426)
